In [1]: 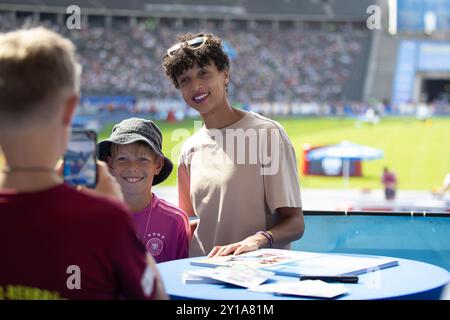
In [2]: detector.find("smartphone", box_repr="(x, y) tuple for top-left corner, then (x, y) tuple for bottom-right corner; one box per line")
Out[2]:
(63, 129), (98, 188)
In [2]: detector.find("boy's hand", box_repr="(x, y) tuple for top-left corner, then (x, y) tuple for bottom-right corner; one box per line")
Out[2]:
(55, 159), (64, 176)
(82, 161), (124, 202)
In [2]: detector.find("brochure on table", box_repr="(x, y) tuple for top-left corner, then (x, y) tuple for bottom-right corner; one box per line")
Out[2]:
(250, 280), (349, 299)
(190, 248), (399, 277)
(182, 265), (275, 288)
(182, 267), (349, 299)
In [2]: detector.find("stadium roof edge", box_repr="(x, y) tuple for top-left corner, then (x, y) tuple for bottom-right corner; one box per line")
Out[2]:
(0, 4), (366, 22)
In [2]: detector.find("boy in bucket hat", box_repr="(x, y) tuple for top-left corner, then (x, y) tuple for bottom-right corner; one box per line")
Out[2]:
(98, 118), (190, 263)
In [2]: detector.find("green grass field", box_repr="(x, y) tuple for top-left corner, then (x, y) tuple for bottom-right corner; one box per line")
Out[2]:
(97, 116), (450, 191)
(1, 117), (446, 190)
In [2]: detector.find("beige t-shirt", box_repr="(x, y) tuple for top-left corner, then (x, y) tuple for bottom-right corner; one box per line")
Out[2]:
(178, 111), (302, 257)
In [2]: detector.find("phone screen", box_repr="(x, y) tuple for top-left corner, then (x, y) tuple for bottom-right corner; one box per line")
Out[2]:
(63, 129), (97, 188)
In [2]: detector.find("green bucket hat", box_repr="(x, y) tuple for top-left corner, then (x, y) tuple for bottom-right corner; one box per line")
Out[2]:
(97, 118), (173, 185)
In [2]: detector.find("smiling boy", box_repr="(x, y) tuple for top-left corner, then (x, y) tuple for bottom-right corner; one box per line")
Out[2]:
(98, 118), (190, 263)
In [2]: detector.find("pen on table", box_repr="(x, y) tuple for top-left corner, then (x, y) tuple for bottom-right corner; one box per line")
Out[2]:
(299, 275), (359, 283)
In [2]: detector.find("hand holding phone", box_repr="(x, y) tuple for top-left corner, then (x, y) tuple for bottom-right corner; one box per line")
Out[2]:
(63, 129), (98, 188)
(70, 161), (124, 203)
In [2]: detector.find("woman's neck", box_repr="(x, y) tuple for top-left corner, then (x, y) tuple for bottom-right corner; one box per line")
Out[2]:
(201, 104), (246, 129)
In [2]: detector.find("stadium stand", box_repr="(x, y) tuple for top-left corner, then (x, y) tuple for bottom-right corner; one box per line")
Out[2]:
(0, 12), (371, 107)
(0, 0), (376, 18)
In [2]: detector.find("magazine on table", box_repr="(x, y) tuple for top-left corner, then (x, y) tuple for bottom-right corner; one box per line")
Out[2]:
(190, 249), (399, 278)
(183, 266), (349, 298)
(250, 280), (349, 299)
(263, 253), (399, 277)
(182, 265), (275, 288)
(190, 248), (323, 269)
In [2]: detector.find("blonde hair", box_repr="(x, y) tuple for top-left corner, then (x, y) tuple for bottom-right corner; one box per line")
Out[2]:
(0, 27), (80, 125)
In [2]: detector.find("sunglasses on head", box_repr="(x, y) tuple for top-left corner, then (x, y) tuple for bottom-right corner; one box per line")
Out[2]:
(166, 36), (210, 57)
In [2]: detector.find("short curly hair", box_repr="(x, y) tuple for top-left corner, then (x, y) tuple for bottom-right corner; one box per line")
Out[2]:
(162, 33), (230, 89)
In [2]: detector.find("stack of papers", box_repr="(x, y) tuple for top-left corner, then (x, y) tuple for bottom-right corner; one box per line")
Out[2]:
(182, 267), (348, 299)
(185, 249), (400, 299)
(191, 249), (322, 269)
(182, 265), (275, 288)
(250, 280), (349, 299)
(264, 254), (399, 277)
(191, 249), (399, 278)
(182, 270), (224, 285)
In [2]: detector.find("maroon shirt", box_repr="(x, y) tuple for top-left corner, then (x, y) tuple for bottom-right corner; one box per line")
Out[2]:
(382, 171), (397, 189)
(0, 184), (156, 300)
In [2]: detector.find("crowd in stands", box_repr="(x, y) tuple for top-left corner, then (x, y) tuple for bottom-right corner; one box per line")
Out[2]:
(0, 14), (367, 105)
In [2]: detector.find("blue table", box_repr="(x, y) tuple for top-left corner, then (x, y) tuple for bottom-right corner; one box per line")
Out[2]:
(157, 254), (450, 300)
